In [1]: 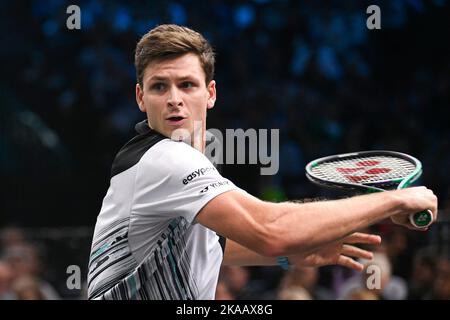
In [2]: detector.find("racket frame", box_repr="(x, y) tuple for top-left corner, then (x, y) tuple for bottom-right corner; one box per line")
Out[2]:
(305, 150), (432, 228)
(305, 150), (422, 193)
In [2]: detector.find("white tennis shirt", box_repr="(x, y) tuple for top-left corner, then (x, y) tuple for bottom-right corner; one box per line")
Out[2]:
(87, 121), (238, 299)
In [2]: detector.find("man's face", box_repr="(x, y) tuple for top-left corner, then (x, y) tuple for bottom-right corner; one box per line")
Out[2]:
(136, 53), (216, 143)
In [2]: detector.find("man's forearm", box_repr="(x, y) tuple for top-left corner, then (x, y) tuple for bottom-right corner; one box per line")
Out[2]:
(268, 192), (402, 255)
(222, 239), (276, 267)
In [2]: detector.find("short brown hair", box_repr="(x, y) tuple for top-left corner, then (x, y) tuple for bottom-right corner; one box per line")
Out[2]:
(134, 24), (215, 87)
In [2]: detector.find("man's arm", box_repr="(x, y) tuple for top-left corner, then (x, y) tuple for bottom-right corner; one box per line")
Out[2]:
(223, 233), (382, 271)
(222, 239), (276, 267)
(196, 187), (437, 257)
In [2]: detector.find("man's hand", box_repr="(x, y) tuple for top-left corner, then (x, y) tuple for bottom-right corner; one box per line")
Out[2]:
(288, 232), (382, 271)
(389, 187), (438, 231)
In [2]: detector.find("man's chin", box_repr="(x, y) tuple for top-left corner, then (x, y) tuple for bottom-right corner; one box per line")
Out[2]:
(166, 126), (193, 142)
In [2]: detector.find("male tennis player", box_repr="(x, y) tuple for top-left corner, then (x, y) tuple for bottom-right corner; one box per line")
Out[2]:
(87, 24), (437, 300)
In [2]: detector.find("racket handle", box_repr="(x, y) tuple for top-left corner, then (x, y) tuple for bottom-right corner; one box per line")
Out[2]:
(409, 210), (433, 228)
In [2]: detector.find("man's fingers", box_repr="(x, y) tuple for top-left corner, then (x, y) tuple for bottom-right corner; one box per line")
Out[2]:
(342, 244), (373, 260)
(344, 232), (381, 245)
(337, 255), (364, 272)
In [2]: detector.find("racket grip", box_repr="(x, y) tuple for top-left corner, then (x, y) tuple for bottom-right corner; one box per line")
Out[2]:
(409, 210), (433, 228)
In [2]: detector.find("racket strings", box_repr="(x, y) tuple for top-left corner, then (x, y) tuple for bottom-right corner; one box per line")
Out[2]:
(311, 156), (416, 185)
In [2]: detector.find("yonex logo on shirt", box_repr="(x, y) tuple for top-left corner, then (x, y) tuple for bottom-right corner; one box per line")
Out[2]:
(200, 181), (230, 194)
(183, 167), (217, 185)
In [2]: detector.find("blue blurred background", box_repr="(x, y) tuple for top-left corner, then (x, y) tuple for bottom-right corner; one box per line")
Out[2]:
(1, 0), (449, 300)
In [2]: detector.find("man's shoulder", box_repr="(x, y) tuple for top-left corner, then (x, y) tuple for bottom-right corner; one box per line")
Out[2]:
(110, 122), (211, 179)
(110, 129), (167, 178)
(140, 138), (211, 170)
(150, 138), (204, 157)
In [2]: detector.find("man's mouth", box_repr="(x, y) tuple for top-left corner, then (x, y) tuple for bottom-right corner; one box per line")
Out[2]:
(166, 116), (186, 126)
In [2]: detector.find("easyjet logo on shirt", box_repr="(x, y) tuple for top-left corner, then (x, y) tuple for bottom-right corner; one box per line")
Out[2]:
(182, 167), (217, 185)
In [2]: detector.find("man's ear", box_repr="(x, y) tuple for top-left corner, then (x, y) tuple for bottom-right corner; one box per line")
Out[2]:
(207, 80), (216, 109)
(136, 83), (145, 112)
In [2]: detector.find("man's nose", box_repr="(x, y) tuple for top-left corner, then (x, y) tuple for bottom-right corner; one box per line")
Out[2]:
(167, 87), (183, 108)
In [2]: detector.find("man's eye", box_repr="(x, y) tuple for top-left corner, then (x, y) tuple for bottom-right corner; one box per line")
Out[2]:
(181, 82), (194, 89)
(151, 83), (166, 91)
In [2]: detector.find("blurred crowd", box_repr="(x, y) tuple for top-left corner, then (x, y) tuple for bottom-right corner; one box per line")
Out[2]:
(0, 227), (90, 300)
(1, 0), (450, 299)
(0, 228), (62, 300)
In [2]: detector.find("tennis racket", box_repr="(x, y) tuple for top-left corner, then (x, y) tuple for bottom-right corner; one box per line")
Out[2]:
(305, 150), (433, 228)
